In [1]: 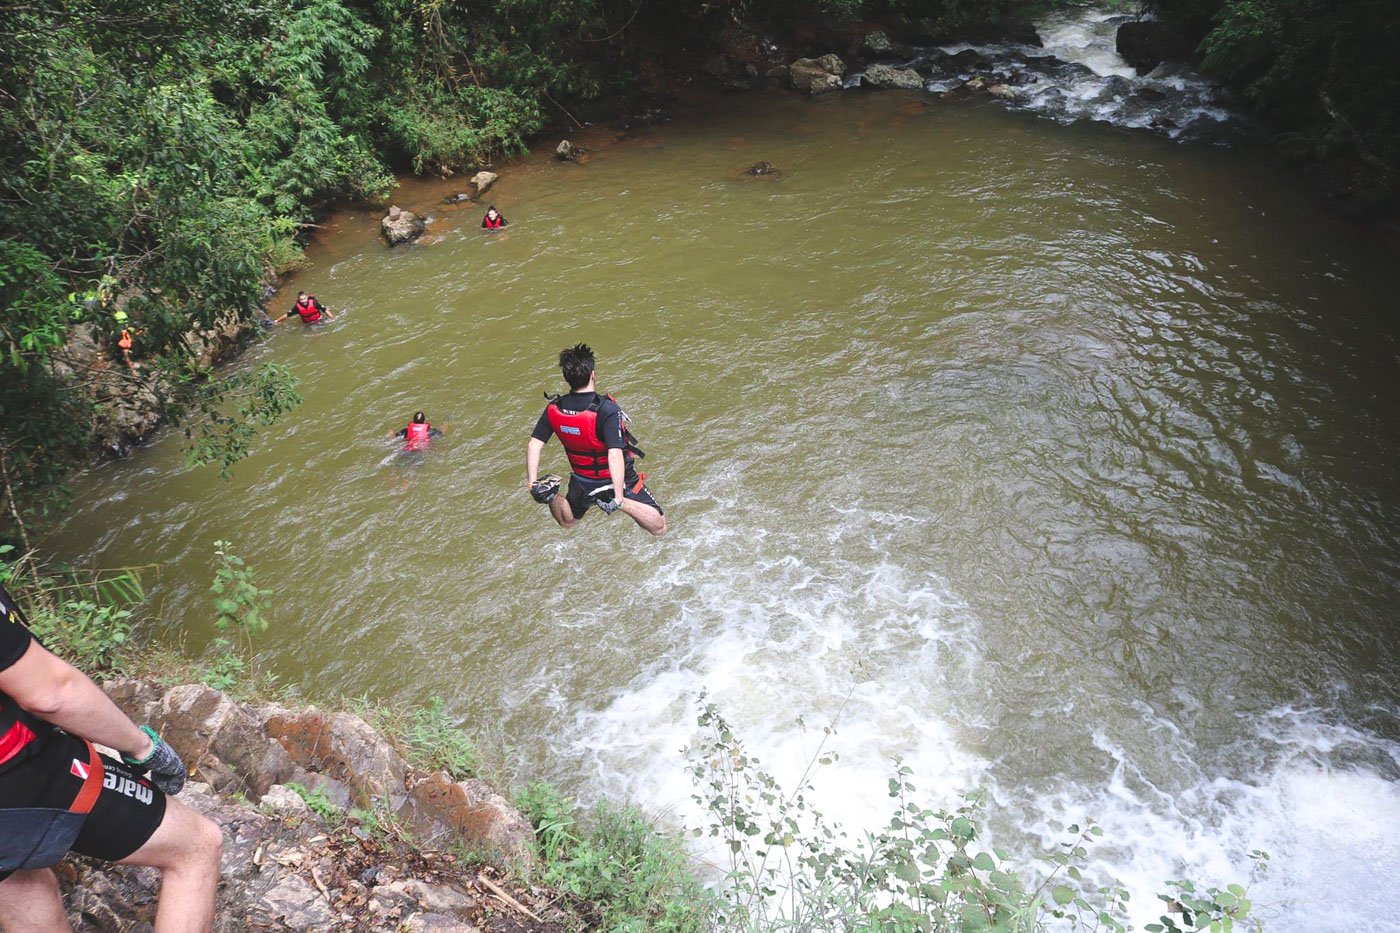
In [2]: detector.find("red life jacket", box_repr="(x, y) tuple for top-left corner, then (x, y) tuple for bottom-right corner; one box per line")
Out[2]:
(405, 421), (431, 451)
(544, 393), (642, 481)
(294, 296), (322, 323)
(483, 214), (504, 229)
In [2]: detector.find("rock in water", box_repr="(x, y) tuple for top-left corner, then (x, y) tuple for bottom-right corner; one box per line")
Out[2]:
(469, 170), (497, 194)
(790, 54), (846, 94)
(861, 30), (894, 57)
(381, 206), (426, 246)
(556, 139), (580, 161)
(744, 160), (778, 176)
(863, 64), (924, 90)
(441, 192), (472, 204)
(1116, 22), (1193, 75)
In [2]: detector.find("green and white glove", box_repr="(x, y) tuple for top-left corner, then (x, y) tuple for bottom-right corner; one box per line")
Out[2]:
(123, 726), (188, 795)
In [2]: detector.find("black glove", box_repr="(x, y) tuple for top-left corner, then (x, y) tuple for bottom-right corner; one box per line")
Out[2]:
(124, 727), (188, 795)
(599, 496), (624, 516)
(530, 474), (561, 504)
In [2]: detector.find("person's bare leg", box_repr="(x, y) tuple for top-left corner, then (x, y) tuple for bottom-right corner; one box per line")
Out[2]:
(0, 868), (73, 932)
(117, 797), (222, 933)
(550, 494), (578, 529)
(620, 497), (667, 536)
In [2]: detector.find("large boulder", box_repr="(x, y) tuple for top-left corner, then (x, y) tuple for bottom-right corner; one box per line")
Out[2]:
(399, 773), (536, 867)
(469, 171), (497, 195)
(790, 54), (846, 94)
(861, 30), (895, 57)
(382, 206), (426, 246)
(862, 64), (924, 90)
(263, 707), (409, 807)
(108, 681), (296, 798)
(1116, 21), (1194, 75)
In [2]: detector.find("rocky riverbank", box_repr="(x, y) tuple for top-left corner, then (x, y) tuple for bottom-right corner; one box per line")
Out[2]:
(48, 313), (261, 460)
(66, 679), (560, 932)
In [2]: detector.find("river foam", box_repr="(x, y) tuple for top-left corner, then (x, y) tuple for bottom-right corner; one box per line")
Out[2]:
(566, 501), (1400, 929)
(859, 4), (1249, 141)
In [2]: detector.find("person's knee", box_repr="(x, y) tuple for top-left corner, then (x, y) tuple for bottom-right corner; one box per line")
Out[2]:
(651, 517), (668, 537)
(194, 813), (224, 865)
(0, 867), (60, 899)
(164, 810), (222, 873)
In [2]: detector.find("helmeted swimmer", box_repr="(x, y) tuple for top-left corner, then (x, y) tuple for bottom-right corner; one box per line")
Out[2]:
(272, 291), (336, 326)
(481, 206), (508, 230)
(525, 343), (666, 536)
(392, 411), (443, 451)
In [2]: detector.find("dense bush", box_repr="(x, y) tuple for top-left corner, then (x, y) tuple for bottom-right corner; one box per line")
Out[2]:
(1153, 0), (1400, 171)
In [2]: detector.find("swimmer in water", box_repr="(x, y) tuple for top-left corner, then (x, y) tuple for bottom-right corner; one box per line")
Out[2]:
(272, 291), (336, 325)
(392, 411), (443, 451)
(481, 206), (508, 229)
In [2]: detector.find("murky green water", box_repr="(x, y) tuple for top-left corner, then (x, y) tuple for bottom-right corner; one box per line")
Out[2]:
(47, 91), (1400, 927)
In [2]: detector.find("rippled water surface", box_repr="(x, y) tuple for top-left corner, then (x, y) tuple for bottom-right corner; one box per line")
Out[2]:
(48, 86), (1400, 929)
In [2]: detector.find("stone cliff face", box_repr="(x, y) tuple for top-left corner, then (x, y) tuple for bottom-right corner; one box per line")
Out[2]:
(49, 314), (258, 459)
(61, 681), (560, 932)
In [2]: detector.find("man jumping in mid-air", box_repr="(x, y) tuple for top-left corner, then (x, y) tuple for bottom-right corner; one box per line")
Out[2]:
(525, 343), (666, 537)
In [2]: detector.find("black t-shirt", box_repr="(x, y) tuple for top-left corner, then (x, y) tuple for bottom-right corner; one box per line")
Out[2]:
(0, 583), (33, 674)
(1, 583), (52, 774)
(533, 391), (636, 483)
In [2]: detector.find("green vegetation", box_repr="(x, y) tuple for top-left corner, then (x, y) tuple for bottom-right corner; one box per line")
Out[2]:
(203, 539), (274, 690)
(0, 545), (147, 672)
(361, 696), (480, 780)
(510, 698), (1265, 932)
(516, 781), (719, 932)
(1153, 0), (1399, 185)
(693, 699), (1264, 931)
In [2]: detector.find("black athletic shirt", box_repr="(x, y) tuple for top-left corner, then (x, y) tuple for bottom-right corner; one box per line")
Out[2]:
(531, 391), (627, 449)
(1, 583), (53, 775)
(0, 583), (33, 674)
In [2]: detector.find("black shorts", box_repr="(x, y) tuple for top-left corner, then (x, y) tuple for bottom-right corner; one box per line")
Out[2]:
(566, 473), (664, 519)
(0, 731), (166, 882)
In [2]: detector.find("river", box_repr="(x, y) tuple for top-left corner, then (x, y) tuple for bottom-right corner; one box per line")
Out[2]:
(44, 14), (1400, 931)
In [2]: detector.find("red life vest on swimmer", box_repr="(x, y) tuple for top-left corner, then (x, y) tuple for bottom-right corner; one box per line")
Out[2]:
(294, 295), (322, 323)
(544, 392), (643, 481)
(483, 214), (503, 229)
(405, 420), (431, 451)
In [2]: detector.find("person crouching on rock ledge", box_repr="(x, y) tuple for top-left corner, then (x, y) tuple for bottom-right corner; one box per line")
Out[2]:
(481, 206), (508, 230)
(0, 582), (222, 932)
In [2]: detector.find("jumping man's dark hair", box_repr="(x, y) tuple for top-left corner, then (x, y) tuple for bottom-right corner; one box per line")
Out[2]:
(412, 411), (426, 423)
(559, 343), (595, 391)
